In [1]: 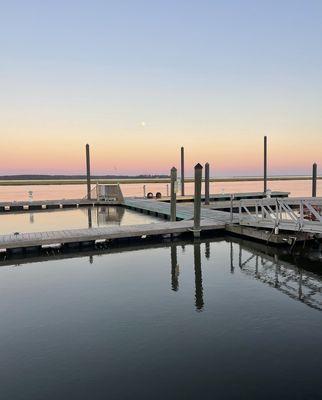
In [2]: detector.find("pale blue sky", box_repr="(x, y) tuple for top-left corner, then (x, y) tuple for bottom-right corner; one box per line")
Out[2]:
(1, 1), (322, 175)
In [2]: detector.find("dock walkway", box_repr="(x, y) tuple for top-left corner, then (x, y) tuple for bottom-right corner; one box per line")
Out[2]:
(124, 197), (238, 222)
(0, 219), (224, 251)
(159, 191), (289, 203)
(0, 198), (118, 212)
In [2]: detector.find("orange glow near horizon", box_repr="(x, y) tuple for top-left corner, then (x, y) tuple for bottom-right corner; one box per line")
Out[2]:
(1, 128), (321, 176)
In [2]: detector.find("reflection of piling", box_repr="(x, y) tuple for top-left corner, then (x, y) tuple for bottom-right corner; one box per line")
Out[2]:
(194, 241), (204, 311)
(239, 245), (242, 269)
(264, 136), (267, 193)
(274, 264), (279, 287)
(230, 242), (234, 273)
(205, 242), (210, 259)
(193, 163), (203, 237)
(170, 167), (177, 222)
(86, 144), (91, 200)
(298, 268), (303, 300)
(170, 244), (179, 291)
(181, 147), (185, 196)
(205, 162), (210, 205)
(87, 208), (92, 228)
(312, 163), (317, 197)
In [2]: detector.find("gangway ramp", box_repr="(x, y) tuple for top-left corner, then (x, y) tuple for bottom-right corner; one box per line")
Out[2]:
(237, 197), (322, 235)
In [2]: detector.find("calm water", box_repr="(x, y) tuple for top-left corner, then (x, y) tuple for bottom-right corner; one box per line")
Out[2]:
(0, 183), (322, 399)
(0, 206), (160, 234)
(0, 179), (321, 201)
(0, 238), (321, 399)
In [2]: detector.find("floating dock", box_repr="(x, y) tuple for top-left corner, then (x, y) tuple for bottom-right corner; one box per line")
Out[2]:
(0, 219), (224, 252)
(0, 198), (118, 212)
(1, 192), (322, 253)
(124, 197), (237, 222)
(159, 191), (289, 203)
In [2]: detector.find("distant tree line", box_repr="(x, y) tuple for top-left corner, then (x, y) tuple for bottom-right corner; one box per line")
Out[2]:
(0, 174), (170, 180)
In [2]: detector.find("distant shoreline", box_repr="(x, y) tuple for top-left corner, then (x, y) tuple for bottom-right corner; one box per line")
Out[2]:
(0, 175), (320, 186)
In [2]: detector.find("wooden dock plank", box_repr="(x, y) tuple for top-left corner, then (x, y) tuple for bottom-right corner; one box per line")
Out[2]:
(0, 220), (225, 250)
(124, 197), (238, 223)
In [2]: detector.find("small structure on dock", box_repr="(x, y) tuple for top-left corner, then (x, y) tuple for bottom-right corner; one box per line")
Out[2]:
(95, 184), (124, 203)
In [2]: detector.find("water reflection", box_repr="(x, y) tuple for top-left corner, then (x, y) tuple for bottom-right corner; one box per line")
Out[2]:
(1, 235), (322, 312)
(170, 242), (204, 310)
(170, 244), (179, 291)
(230, 242), (234, 273)
(0, 206), (159, 235)
(230, 239), (322, 311)
(205, 242), (210, 259)
(168, 239), (322, 312)
(85, 206), (125, 227)
(194, 241), (204, 311)
(95, 206), (125, 226)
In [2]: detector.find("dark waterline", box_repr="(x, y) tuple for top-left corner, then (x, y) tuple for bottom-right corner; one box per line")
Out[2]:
(0, 237), (321, 399)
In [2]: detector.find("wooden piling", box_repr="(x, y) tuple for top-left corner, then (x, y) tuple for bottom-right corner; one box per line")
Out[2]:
(193, 163), (203, 237)
(312, 163), (317, 197)
(230, 194), (234, 222)
(86, 144), (91, 200)
(170, 167), (177, 222)
(264, 136), (267, 193)
(181, 147), (185, 196)
(205, 162), (210, 205)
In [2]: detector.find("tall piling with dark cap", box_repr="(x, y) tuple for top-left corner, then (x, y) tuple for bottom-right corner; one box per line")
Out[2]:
(264, 136), (267, 193)
(170, 167), (177, 221)
(193, 163), (203, 237)
(312, 163), (317, 197)
(205, 162), (210, 205)
(181, 147), (185, 196)
(86, 143), (91, 200)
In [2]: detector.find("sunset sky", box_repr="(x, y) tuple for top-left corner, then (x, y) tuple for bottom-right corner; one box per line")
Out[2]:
(1, 0), (322, 176)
